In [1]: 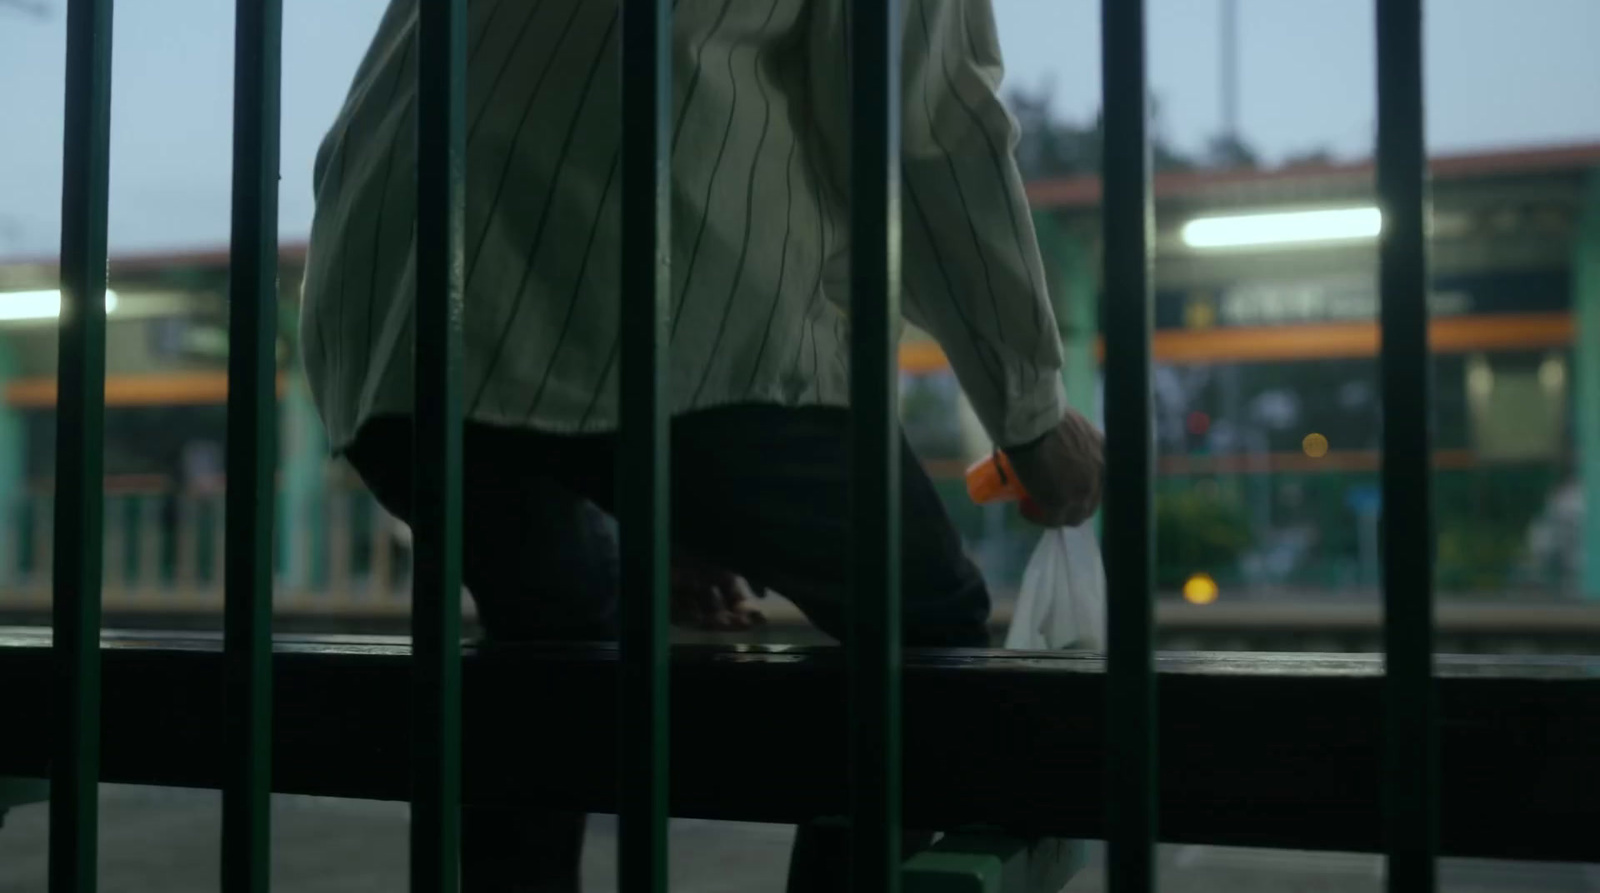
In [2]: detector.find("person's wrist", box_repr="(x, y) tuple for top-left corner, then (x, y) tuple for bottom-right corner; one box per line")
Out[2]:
(994, 370), (1067, 452)
(1002, 427), (1052, 457)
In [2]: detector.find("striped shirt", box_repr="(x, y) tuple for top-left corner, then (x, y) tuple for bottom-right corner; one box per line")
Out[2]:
(300, 0), (1065, 453)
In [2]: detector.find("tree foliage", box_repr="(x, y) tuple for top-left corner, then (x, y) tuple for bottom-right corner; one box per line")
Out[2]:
(1006, 82), (1266, 180)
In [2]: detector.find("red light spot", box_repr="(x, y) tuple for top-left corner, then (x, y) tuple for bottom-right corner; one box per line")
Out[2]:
(1187, 411), (1210, 436)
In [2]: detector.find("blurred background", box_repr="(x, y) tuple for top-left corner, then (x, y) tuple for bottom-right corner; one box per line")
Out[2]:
(1, 0), (1598, 889)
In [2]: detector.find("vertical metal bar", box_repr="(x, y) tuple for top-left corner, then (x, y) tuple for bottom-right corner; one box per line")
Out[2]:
(1220, 0), (1239, 143)
(1375, 0), (1436, 889)
(329, 491), (352, 595)
(9, 499), (18, 588)
(101, 495), (124, 596)
(412, 0), (466, 890)
(222, 0), (282, 888)
(848, 1), (902, 890)
(617, 0), (671, 888)
(1577, 172), (1600, 602)
(50, 0), (113, 889)
(212, 496), (228, 594)
(371, 501), (395, 598)
(33, 495), (52, 591)
(177, 494), (198, 593)
(138, 496), (162, 592)
(1100, 0), (1156, 891)
(295, 503), (314, 595)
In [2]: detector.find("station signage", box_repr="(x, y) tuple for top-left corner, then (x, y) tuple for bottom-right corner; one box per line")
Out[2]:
(1152, 270), (1570, 330)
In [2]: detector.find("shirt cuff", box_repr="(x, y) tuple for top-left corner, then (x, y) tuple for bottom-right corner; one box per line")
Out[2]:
(996, 369), (1066, 450)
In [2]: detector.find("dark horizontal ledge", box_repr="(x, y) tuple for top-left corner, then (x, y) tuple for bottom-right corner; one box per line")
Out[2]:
(0, 629), (1595, 863)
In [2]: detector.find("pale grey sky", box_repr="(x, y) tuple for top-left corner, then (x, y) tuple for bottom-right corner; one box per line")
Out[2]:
(1, 0), (1597, 259)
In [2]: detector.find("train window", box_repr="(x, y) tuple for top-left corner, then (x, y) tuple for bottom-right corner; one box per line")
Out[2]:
(1466, 351), (1568, 462)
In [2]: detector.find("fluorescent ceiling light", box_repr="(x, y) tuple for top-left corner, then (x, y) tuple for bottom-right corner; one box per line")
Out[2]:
(0, 289), (120, 322)
(1181, 207), (1383, 250)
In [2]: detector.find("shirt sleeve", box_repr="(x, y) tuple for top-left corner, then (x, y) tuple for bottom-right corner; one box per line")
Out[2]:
(805, 0), (1067, 448)
(897, 0), (1064, 448)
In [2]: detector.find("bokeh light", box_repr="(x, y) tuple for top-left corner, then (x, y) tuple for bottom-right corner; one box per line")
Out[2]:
(1182, 573), (1220, 605)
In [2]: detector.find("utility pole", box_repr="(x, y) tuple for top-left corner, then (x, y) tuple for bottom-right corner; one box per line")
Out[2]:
(1221, 0), (1239, 142)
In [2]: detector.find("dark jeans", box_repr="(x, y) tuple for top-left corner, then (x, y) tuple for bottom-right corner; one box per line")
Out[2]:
(344, 405), (992, 890)
(347, 405), (991, 647)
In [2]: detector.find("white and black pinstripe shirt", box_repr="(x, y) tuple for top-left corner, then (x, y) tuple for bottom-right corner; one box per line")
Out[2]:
(301, 0), (1065, 452)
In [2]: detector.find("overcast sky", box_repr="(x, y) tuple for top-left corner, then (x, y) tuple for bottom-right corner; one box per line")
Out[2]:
(1, 0), (1597, 260)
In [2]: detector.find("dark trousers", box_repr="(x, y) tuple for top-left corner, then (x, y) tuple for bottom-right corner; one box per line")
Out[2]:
(345, 405), (992, 889)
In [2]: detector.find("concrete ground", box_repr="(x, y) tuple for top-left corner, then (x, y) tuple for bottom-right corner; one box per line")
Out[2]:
(3, 786), (1599, 892)
(0, 786), (794, 893)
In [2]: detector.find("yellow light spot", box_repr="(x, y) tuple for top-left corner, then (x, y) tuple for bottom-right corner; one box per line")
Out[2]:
(1183, 573), (1219, 605)
(1302, 432), (1329, 459)
(1184, 297), (1217, 329)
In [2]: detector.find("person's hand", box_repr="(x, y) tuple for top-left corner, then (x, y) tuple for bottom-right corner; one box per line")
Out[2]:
(671, 561), (766, 631)
(1005, 407), (1104, 527)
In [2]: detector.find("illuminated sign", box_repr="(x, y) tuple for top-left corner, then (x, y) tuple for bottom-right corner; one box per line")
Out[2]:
(1215, 279), (1468, 326)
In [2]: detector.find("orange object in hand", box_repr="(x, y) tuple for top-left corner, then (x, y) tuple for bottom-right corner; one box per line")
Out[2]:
(967, 450), (1050, 521)
(966, 450), (1029, 504)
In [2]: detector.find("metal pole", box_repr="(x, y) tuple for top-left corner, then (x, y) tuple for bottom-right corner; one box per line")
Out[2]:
(618, 0), (673, 888)
(1375, 0), (1437, 889)
(412, 0), (467, 889)
(849, 0), (904, 889)
(1221, 0), (1239, 142)
(1101, 0), (1157, 890)
(50, 0), (113, 889)
(1575, 171), (1600, 600)
(222, 0), (282, 889)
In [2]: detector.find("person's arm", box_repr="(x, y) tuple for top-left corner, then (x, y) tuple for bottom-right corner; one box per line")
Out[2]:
(806, 0), (1062, 449)
(897, 0), (1064, 449)
(806, 0), (1100, 525)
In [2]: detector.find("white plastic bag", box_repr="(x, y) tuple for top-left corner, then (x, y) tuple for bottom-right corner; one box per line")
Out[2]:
(1004, 525), (1106, 651)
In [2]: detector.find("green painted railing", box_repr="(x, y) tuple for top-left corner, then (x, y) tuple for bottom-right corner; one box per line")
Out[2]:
(221, 0), (281, 890)
(1375, 2), (1438, 890)
(410, 2), (467, 892)
(848, 1), (905, 890)
(51, 0), (112, 889)
(1099, 2), (1157, 889)
(30, 0), (1439, 891)
(617, 0), (672, 889)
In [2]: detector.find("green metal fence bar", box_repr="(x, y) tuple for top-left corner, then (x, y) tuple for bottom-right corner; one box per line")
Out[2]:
(221, 0), (282, 889)
(50, 0), (114, 890)
(617, 0), (673, 888)
(1375, 0), (1437, 889)
(848, 1), (903, 890)
(411, 0), (466, 890)
(1100, 0), (1157, 891)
